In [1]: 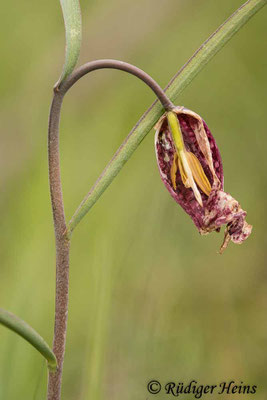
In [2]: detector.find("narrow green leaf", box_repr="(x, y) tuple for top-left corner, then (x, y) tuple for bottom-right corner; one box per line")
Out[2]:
(58, 0), (82, 85)
(0, 308), (57, 371)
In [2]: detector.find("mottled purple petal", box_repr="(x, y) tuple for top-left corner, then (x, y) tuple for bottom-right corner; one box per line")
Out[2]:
(155, 106), (252, 252)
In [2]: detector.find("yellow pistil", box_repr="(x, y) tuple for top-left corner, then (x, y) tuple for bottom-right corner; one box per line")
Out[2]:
(167, 111), (211, 206)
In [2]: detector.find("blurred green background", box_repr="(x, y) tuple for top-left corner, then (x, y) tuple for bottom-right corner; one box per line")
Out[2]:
(0, 0), (266, 399)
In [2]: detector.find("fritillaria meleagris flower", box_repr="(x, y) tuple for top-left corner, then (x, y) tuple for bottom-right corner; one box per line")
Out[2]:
(155, 107), (252, 253)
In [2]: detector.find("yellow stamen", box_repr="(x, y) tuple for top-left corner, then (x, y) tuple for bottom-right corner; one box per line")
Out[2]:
(171, 153), (178, 190)
(179, 152), (212, 196)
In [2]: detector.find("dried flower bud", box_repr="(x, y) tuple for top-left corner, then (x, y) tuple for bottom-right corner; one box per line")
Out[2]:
(155, 107), (252, 253)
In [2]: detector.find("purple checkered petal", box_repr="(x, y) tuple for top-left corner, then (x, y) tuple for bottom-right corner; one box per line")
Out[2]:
(155, 106), (252, 252)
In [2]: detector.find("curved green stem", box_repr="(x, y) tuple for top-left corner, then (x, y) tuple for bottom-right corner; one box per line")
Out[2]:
(0, 308), (57, 371)
(48, 59), (173, 399)
(66, 0), (266, 236)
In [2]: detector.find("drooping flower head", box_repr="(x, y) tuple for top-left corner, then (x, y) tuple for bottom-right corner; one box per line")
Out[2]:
(155, 107), (252, 253)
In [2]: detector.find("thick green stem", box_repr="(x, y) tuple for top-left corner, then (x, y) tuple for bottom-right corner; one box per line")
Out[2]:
(66, 0), (266, 236)
(47, 60), (172, 400)
(47, 91), (71, 400)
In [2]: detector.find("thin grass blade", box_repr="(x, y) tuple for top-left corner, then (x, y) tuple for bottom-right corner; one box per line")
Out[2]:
(0, 308), (57, 371)
(57, 0), (82, 85)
